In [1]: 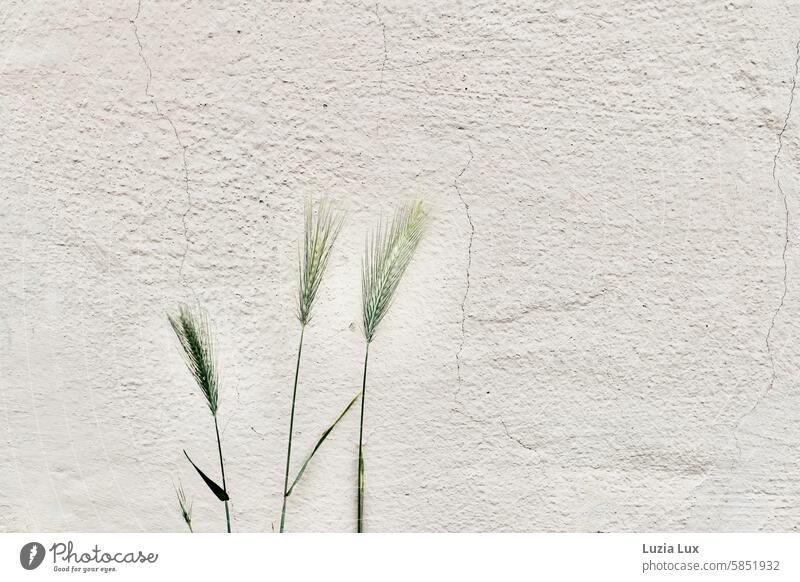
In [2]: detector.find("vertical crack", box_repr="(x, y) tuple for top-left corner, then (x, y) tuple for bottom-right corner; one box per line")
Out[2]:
(765, 40), (799, 391)
(733, 40), (799, 458)
(371, 3), (388, 137)
(129, 2), (194, 290)
(454, 144), (474, 386)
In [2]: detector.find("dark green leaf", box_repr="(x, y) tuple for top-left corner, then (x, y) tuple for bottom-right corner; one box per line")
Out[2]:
(183, 450), (229, 502)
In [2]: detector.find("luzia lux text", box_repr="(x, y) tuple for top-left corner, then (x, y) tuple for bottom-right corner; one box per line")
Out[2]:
(642, 543), (699, 554)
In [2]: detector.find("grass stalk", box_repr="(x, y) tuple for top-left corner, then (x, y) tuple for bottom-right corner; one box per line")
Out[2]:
(356, 344), (369, 532)
(280, 326), (305, 533)
(214, 415), (231, 533)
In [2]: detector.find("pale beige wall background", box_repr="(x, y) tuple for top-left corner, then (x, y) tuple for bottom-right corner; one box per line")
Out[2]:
(1, 0), (800, 532)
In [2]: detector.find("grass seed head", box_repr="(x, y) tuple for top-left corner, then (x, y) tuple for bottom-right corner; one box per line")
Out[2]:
(361, 199), (429, 343)
(297, 197), (345, 326)
(168, 304), (220, 415)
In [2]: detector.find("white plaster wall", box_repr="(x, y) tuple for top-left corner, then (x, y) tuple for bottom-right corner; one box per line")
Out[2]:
(1, 0), (800, 532)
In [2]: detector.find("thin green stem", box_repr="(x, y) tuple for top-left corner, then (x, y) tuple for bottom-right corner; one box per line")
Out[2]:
(280, 326), (305, 533)
(357, 343), (370, 533)
(213, 415), (231, 533)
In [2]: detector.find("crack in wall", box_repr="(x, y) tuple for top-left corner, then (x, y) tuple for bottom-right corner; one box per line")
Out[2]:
(501, 420), (535, 452)
(649, 455), (715, 527)
(764, 40), (799, 395)
(371, 3), (388, 137)
(250, 426), (266, 438)
(454, 144), (474, 388)
(500, 420), (551, 489)
(451, 407), (483, 425)
(732, 40), (800, 460)
(130, 1), (194, 291)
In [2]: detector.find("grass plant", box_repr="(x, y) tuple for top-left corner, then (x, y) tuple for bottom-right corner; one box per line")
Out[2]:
(280, 198), (344, 532)
(356, 199), (428, 532)
(168, 304), (232, 533)
(175, 481), (193, 532)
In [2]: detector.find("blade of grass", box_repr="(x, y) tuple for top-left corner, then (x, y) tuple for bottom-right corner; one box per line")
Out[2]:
(183, 450), (229, 502)
(287, 389), (361, 496)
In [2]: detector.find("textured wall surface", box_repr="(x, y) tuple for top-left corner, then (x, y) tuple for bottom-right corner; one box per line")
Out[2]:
(1, 0), (800, 533)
